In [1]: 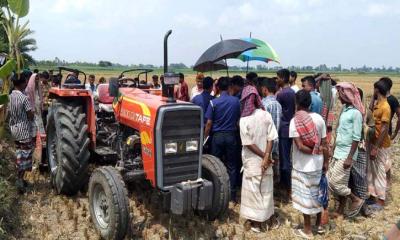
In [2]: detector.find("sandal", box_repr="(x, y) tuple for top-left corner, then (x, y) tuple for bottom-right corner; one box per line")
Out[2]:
(251, 226), (261, 233)
(293, 229), (314, 239)
(269, 217), (281, 230)
(315, 225), (325, 234)
(347, 200), (365, 218)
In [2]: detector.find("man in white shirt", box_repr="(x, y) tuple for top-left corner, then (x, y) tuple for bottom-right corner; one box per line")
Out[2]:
(290, 90), (329, 239)
(190, 73), (204, 100)
(239, 104), (278, 233)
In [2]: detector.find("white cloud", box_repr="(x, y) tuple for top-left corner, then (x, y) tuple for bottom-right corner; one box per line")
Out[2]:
(365, 2), (400, 17)
(173, 14), (208, 29)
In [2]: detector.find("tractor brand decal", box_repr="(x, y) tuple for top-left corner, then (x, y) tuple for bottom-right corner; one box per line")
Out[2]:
(140, 131), (152, 145)
(121, 109), (151, 126)
(122, 97), (151, 117)
(142, 146), (152, 157)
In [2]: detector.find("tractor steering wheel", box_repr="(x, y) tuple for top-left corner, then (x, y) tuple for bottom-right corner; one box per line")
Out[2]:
(118, 77), (137, 87)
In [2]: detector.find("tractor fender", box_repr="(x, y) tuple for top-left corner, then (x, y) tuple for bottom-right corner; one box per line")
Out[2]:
(49, 88), (96, 149)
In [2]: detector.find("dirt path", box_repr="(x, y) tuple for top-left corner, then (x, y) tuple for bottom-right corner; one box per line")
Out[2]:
(9, 142), (400, 239)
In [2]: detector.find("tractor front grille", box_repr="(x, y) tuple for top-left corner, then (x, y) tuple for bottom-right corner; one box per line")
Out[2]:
(160, 108), (201, 187)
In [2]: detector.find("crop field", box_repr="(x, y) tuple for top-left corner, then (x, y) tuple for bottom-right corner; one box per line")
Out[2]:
(2, 72), (400, 239)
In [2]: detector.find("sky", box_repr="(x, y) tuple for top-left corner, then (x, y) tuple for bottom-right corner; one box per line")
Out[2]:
(27, 0), (400, 68)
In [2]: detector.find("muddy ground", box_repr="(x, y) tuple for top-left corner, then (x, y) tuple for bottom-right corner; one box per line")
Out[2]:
(0, 137), (397, 240)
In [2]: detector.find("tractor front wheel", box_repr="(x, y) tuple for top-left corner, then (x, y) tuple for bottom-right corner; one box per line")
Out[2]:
(89, 166), (130, 240)
(199, 154), (230, 220)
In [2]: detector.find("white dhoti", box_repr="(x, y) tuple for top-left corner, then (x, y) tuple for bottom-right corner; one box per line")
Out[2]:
(240, 172), (274, 222)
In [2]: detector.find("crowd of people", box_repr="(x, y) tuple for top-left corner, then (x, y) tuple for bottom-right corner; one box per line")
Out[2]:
(6, 67), (400, 239)
(187, 69), (399, 238)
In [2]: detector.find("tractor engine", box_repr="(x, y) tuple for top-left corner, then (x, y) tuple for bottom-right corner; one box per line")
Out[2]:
(117, 132), (146, 182)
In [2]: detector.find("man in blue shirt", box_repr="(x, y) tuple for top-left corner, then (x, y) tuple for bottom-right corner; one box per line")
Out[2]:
(301, 76), (323, 114)
(192, 76), (215, 124)
(205, 77), (241, 201)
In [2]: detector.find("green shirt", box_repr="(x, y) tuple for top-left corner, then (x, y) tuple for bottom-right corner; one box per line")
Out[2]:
(333, 106), (362, 160)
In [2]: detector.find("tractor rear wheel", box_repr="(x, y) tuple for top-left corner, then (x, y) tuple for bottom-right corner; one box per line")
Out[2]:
(89, 166), (130, 240)
(199, 154), (230, 220)
(46, 99), (90, 195)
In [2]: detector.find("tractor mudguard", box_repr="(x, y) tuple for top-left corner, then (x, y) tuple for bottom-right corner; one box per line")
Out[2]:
(49, 88), (96, 149)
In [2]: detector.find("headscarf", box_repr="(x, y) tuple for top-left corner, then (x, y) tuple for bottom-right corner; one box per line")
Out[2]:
(25, 73), (43, 112)
(336, 82), (365, 116)
(240, 84), (263, 117)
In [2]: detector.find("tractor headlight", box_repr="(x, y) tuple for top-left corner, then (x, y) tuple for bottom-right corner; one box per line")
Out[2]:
(186, 140), (198, 152)
(165, 142), (177, 154)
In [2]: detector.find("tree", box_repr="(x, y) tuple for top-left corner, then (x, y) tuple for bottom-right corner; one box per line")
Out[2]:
(1, 0), (34, 72)
(98, 60), (112, 67)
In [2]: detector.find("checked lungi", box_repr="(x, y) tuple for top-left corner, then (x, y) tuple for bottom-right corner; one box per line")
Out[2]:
(349, 148), (368, 200)
(15, 139), (34, 173)
(292, 169), (323, 215)
(240, 172), (274, 222)
(327, 158), (351, 197)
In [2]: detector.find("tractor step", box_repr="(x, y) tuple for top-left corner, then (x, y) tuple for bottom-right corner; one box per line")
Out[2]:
(93, 146), (118, 163)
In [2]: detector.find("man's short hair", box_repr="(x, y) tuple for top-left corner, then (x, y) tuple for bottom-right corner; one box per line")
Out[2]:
(41, 71), (50, 80)
(290, 71), (297, 80)
(296, 89), (312, 109)
(203, 76), (213, 90)
(89, 74), (95, 79)
(246, 72), (258, 84)
(379, 77), (392, 92)
(11, 72), (27, 87)
(231, 75), (244, 87)
(276, 69), (290, 84)
(33, 69), (39, 74)
(152, 75), (158, 80)
(217, 77), (230, 91)
(301, 75), (316, 88)
(374, 80), (388, 96)
(179, 73), (184, 79)
(261, 77), (278, 94)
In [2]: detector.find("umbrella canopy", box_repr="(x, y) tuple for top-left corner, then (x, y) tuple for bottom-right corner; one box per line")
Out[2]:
(238, 38), (280, 63)
(193, 60), (227, 72)
(194, 39), (257, 70)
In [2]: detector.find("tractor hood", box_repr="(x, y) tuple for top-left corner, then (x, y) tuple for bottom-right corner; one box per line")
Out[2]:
(113, 87), (191, 130)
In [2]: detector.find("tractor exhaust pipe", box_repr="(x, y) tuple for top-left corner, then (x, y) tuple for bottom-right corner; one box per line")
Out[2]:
(161, 30), (176, 103)
(164, 30), (172, 74)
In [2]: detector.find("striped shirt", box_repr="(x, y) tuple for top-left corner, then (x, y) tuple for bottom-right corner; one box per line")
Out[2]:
(8, 90), (33, 141)
(262, 95), (282, 155)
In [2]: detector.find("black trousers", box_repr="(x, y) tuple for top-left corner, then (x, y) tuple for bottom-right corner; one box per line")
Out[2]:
(211, 131), (239, 200)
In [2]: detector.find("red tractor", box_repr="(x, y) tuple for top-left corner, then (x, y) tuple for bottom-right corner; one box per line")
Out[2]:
(46, 30), (230, 239)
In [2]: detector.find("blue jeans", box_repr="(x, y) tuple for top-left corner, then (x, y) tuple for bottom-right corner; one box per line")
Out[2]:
(279, 137), (292, 190)
(211, 131), (239, 200)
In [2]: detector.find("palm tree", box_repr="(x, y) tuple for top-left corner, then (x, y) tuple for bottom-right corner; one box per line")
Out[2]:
(18, 34), (37, 65)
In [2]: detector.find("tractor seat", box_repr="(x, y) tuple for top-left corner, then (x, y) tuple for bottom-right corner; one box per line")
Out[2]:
(99, 103), (114, 113)
(97, 84), (114, 104)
